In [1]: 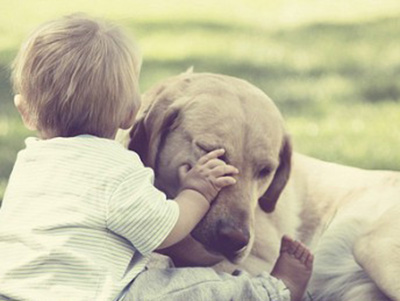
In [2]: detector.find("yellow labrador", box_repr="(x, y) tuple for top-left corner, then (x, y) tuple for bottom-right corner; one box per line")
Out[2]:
(120, 71), (400, 300)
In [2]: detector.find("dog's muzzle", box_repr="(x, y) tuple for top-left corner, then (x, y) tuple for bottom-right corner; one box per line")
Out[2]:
(216, 222), (250, 261)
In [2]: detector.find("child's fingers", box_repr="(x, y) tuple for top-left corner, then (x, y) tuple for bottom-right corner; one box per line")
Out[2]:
(215, 176), (237, 188)
(197, 149), (225, 165)
(203, 158), (227, 169)
(210, 164), (239, 178)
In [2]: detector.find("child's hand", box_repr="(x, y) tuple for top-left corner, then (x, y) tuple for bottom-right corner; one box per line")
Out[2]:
(178, 149), (239, 203)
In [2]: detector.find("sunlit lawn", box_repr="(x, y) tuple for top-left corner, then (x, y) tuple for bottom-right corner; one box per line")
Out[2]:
(1, 0), (400, 202)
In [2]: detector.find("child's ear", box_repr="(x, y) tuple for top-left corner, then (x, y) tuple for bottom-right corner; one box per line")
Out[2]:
(14, 94), (37, 131)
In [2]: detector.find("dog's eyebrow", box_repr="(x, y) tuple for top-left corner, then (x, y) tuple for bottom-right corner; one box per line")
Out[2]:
(195, 140), (228, 161)
(195, 140), (223, 152)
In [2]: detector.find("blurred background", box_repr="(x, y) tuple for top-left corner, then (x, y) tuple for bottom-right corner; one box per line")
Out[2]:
(1, 0), (400, 203)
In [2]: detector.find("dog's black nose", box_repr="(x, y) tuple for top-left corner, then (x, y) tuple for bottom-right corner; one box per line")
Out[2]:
(217, 224), (250, 255)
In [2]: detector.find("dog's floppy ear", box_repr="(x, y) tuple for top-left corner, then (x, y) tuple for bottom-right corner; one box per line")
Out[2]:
(259, 135), (292, 213)
(128, 116), (148, 164)
(128, 74), (193, 168)
(128, 99), (180, 169)
(152, 108), (180, 170)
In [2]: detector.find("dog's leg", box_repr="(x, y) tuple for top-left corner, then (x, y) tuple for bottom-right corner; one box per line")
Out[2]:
(353, 204), (400, 301)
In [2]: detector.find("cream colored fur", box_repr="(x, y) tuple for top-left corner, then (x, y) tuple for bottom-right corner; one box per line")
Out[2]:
(120, 71), (400, 300)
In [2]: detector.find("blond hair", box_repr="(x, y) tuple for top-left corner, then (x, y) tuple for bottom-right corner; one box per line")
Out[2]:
(12, 14), (141, 138)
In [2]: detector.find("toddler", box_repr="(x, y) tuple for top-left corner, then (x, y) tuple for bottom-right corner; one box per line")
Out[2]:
(0, 14), (313, 301)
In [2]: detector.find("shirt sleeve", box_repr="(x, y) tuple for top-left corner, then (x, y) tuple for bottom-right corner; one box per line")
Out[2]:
(107, 166), (179, 255)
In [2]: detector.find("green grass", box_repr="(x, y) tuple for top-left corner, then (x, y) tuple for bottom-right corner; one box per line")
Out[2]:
(1, 0), (400, 202)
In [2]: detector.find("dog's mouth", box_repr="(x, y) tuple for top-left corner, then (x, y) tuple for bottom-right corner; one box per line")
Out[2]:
(222, 246), (248, 263)
(191, 234), (249, 264)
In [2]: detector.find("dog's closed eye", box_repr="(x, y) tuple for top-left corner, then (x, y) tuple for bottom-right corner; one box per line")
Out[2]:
(257, 167), (271, 178)
(256, 164), (275, 179)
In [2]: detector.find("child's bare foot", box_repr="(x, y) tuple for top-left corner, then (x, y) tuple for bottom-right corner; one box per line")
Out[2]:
(271, 235), (313, 301)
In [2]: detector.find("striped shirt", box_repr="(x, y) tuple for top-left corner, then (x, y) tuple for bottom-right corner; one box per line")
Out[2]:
(0, 135), (179, 301)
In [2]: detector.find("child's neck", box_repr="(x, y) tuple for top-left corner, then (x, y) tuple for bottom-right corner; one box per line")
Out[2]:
(37, 130), (117, 140)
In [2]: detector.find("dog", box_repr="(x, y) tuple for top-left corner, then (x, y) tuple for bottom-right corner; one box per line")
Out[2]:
(120, 71), (400, 300)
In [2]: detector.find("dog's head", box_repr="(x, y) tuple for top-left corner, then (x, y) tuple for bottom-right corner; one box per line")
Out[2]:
(129, 72), (291, 263)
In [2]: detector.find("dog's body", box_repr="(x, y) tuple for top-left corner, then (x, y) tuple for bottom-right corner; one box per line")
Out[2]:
(121, 72), (400, 300)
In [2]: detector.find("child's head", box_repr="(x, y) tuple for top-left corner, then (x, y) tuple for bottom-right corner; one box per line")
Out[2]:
(12, 14), (142, 138)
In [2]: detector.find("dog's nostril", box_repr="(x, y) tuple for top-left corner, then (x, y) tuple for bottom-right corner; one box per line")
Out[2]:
(218, 225), (249, 253)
